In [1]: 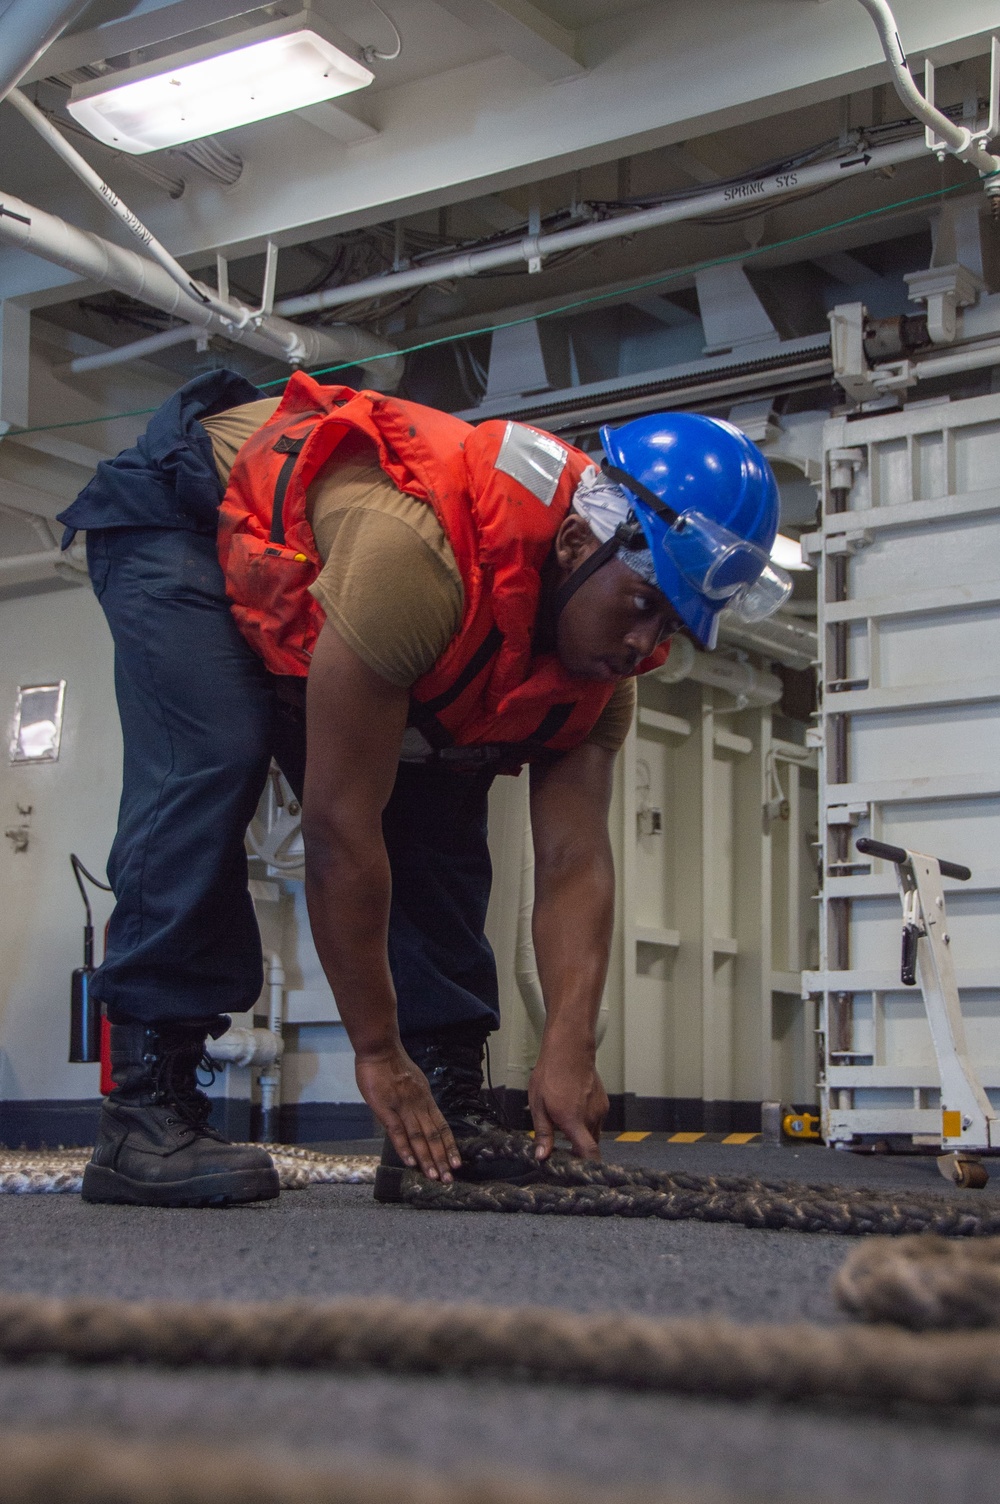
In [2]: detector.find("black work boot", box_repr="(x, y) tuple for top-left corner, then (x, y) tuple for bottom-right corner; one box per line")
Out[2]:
(82, 1021), (280, 1207)
(374, 1020), (533, 1203)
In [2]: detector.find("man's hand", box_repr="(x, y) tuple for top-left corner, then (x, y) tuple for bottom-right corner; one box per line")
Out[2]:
(528, 1041), (609, 1161)
(355, 1046), (462, 1182)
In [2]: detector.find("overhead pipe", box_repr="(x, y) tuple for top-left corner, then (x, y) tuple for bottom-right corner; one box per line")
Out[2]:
(274, 135), (930, 319)
(8, 88), (269, 334)
(0, 0), (92, 104)
(62, 325), (206, 375)
(855, 0), (1000, 181)
(716, 611), (817, 672)
(654, 634), (783, 710)
(911, 334), (1000, 382)
(0, 191), (404, 388)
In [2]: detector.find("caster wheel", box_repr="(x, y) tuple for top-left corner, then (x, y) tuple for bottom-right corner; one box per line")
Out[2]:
(937, 1154), (989, 1189)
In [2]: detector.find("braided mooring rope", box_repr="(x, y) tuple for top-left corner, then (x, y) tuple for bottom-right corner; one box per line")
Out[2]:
(0, 1289), (997, 1407)
(0, 1148), (377, 1195)
(0, 1429), (703, 1504)
(389, 1133), (1000, 1238)
(835, 1234), (1000, 1328)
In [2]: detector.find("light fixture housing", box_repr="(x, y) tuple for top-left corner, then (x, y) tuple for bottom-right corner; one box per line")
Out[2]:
(770, 533), (810, 572)
(67, 10), (374, 155)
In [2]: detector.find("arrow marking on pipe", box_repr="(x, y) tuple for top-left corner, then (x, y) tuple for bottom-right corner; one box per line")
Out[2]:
(840, 154), (873, 168)
(0, 205), (31, 225)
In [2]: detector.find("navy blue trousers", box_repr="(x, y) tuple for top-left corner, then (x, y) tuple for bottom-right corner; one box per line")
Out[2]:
(87, 526), (500, 1038)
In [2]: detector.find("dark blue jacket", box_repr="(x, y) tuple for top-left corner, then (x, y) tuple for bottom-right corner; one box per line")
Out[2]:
(57, 370), (264, 544)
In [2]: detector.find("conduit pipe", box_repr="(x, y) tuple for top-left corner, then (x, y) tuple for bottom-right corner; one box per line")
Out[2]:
(203, 958), (285, 1143)
(62, 325), (206, 375)
(0, 542), (86, 586)
(911, 335), (1000, 382)
(516, 805), (609, 1049)
(7, 89), (255, 331)
(654, 635), (783, 710)
(205, 1027), (282, 1069)
(716, 610), (817, 672)
(275, 135), (930, 319)
(259, 951), (285, 1144)
(0, 191), (404, 388)
(856, 0), (1000, 179)
(0, 547), (62, 583)
(0, 0), (91, 104)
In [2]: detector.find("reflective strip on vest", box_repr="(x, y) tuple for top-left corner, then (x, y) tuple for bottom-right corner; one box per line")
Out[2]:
(494, 422), (568, 506)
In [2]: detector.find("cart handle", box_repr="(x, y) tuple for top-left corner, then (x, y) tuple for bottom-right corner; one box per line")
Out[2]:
(855, 837), (971, 882)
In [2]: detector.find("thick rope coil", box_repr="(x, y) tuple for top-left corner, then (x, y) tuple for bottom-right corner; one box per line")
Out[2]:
(0, 1290), (999, 1407)
(835, 1235), (1000, 1328)
(0, 1149), (376, 1195)
(391, 1133), (1000, 1238)
(0, 1430), (703, 1504)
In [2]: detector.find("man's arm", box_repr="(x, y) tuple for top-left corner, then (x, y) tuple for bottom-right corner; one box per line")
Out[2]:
(302, 622), (461, 1182)
(528, 741), (615, 1161)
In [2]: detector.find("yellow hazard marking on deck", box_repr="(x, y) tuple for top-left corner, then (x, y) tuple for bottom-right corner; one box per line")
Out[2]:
(668, 1132), (705, 1143)
(615, 1131), (651, 1142)
(722, 1133), (758, 1145)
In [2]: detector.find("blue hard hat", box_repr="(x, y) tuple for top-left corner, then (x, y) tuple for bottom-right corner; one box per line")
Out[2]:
(599, 412), (786, 649)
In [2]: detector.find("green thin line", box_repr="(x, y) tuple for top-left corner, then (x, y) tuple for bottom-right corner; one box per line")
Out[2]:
(13, 176), (975, 436)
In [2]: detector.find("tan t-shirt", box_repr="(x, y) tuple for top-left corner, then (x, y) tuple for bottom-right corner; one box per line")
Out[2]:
(200, 398), (635, 751)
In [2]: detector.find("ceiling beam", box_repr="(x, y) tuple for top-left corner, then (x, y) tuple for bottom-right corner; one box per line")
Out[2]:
(431, 0), (584, 82)
(21, 0), (264, 80)
(813, 251), (879, 284)
(294, 101), (378, 145)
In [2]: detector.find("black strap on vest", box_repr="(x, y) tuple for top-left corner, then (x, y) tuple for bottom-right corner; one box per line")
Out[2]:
(412, 701), (577, 774)
(269, 431), (316, 546)
(419, 624), (504, 715)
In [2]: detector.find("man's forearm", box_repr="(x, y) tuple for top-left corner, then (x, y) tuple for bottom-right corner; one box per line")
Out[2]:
(531, 849), (614, 1051)
(303, 828), (400, 1060)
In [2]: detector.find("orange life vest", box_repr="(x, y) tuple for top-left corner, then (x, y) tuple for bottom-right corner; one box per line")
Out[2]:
(217, 372), (668, 769)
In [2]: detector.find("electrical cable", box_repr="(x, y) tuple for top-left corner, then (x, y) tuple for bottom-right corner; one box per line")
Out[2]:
(360, 0), (401, 62)
(69, 853), (111, 930)
(12, 176), (979, 437)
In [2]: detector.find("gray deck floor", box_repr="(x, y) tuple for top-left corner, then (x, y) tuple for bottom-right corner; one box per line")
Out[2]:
(1, 1138), (997, 1504)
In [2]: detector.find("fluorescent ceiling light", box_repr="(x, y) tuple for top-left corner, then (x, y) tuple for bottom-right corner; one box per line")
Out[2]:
(770, 533), (810, 571)
(67, 10), (373, 155)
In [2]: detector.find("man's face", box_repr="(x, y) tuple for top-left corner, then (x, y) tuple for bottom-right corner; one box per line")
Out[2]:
(553, 516), (682, 680)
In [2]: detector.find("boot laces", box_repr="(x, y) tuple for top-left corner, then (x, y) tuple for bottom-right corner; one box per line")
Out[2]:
(414, 1036), (507, 1131)
(152, 1039), (220, 1135)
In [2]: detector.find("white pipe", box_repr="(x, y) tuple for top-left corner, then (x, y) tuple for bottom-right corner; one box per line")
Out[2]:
(0, 190), (404, 388)
(654, 635), (783, 709)
(0, 546), (62, 582)
(0, 0), (91, 104)
(913, 336), (1000, 381)
(855, 0), (1000, 178)
(275, 136), (930, 318)
(716, 612), (817, 671)
(205, 1026), (282, 1068)
(257, 951), (285, 1143)
(515, 805), (609, 1049)
(63, 325), (204, 375)
(7, 89), (251, 332)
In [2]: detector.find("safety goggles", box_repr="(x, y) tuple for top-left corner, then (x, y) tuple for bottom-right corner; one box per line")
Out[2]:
(602, 463), (792, 623)
(667, 510), (793, 621)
